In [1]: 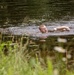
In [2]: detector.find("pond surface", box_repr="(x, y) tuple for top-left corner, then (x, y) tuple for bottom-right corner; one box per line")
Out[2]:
(0, 0), (74, 37)
(0, 0), (74, 26)
(0, 20), (74, 38)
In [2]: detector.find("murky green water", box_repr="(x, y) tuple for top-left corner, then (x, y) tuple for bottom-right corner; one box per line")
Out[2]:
(0, 0), (74, 26)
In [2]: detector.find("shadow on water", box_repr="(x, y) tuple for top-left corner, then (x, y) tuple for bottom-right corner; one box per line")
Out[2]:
(0, 0), (74, 26)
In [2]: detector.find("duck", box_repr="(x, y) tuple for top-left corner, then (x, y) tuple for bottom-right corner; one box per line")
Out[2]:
(39, 24), (70, 33)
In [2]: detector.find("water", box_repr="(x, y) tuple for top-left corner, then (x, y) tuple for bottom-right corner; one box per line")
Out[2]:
(0, 0), (74, 26)
(0, 20), (74, 37)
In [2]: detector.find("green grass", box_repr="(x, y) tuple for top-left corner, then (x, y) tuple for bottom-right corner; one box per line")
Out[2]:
(0, 35), (74, 75)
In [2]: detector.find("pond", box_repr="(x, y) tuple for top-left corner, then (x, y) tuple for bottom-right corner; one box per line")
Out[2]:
(0, 0), (74, 38)
(0, 0), (74, 27)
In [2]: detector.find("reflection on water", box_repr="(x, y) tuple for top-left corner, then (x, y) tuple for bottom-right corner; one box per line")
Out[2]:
(0, 0), (74, 26)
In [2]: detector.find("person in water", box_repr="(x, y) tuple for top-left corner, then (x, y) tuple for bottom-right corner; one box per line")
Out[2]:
(39, 24), (48, 33)
(39, 24), (70, 33)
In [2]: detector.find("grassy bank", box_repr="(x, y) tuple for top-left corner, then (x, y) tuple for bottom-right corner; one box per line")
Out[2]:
(0, 35), (74, 75)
